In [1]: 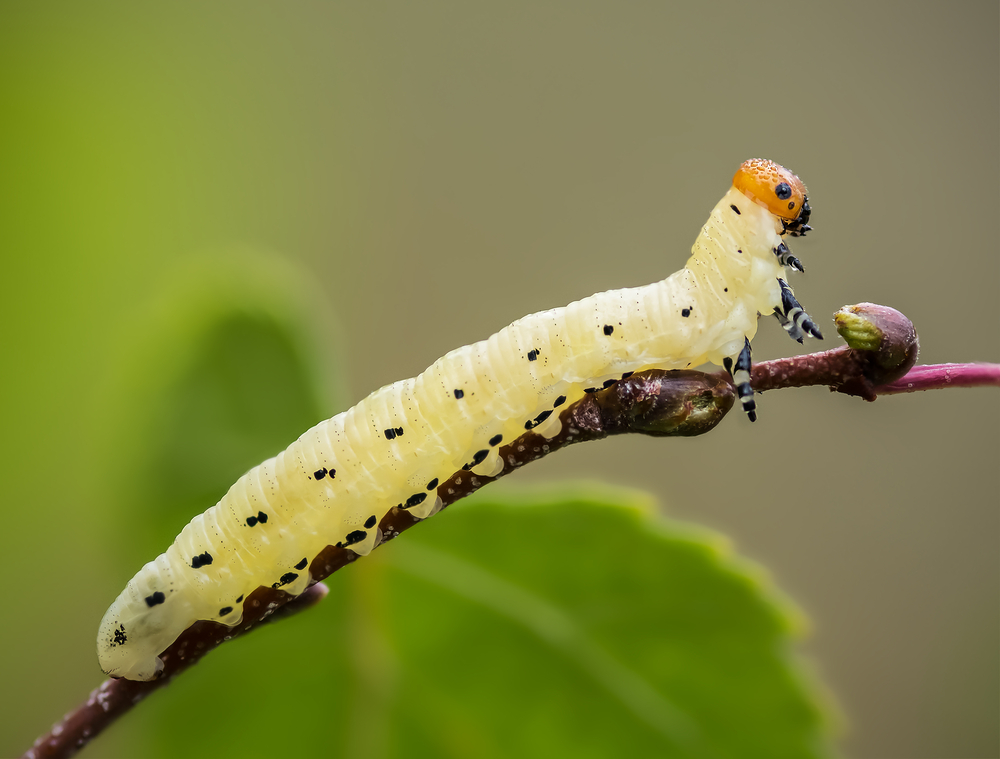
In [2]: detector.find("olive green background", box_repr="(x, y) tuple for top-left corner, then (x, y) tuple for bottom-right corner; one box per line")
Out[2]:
(1, 2), (996, 758)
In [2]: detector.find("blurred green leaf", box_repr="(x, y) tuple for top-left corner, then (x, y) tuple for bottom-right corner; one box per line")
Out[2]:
(384, 487), (836, 759)
(98, 249), (344, 565)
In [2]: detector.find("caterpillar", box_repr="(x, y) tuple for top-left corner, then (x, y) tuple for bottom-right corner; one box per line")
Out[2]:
(97, 158), (821, 681)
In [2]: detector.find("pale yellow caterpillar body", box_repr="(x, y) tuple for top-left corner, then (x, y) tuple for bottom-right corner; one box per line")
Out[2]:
(97, 159), (819, 681)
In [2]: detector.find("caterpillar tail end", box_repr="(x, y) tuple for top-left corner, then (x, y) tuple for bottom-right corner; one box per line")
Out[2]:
(100, 647), (165, 682)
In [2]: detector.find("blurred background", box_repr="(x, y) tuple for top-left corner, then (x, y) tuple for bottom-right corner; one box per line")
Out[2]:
(1, 2), (996, 757)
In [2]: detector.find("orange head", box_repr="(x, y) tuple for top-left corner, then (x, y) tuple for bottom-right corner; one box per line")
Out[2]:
(732, 159), (811, 233)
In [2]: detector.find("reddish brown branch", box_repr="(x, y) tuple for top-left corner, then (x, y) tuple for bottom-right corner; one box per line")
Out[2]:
(745, 303), (998, 400)
(747, 348), (999, 401)
(749, 345), (871, 395)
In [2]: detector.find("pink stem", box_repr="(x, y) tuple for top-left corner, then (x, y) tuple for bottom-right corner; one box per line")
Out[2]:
(876, 363), (1000, 394)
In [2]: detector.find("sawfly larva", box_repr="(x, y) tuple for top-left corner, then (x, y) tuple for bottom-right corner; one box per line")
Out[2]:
(98, 158), (821, 680)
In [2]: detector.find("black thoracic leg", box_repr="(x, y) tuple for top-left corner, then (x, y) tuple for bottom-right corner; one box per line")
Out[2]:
(777, 278), (823, 342)
(774, 242), (804, 272)
(773, 308), (798, 339)
(727, 337), (756, 422)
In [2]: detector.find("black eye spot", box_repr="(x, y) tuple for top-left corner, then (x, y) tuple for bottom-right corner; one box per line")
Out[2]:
(775, 182), (792, 200)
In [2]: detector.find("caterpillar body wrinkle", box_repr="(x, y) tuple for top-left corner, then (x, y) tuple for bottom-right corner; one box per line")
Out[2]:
(98, 159), (820, 680)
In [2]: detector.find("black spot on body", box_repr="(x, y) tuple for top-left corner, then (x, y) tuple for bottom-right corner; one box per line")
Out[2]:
(190, 552), (213, 569)
(525, 409), (553, 430)
(344, 530), (367, 546)
(737, 249), (742, 254)
(489, 434), (503, 446)
(364, 515), (377, 529)
(236, 595), (244, 603)
(527, 349), (538, 361)
(219, 606), (233, 616)
(112, 625), (127, 646)
(384, 428), (397, 440)
(295, 557), (309, 570)
(602, 379), (617, 388)
(426, 478), (439, 490)
(583, 387), (597, 394)
(272, 572), (299, 588)
(775, 182), (792, 200)
(246, 510), (268, 527)
(681, 308), (690, 317)
(553, 395), (567, 407)
(621, 371), (634, 379)
(730, 204), (741, 215)
(314, 467), (328, 480)
(454, 389), (464, 399)
(603, 325), (614, 335)
(404, 492), (427, 509)
(471, 449), (489, 465)
(144, 592), (165, 608)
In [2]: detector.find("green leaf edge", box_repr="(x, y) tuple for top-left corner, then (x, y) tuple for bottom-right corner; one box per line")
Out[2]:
(389, 480), (844, 754)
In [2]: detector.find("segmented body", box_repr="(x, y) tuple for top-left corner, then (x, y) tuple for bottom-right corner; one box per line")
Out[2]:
(98, 159), (818, 680)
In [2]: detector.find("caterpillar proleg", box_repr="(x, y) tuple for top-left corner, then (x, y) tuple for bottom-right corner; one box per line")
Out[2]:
(97, 158), (820, 681)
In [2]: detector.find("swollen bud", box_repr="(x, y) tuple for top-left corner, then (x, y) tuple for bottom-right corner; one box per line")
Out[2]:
(834, 303), (919, 385)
